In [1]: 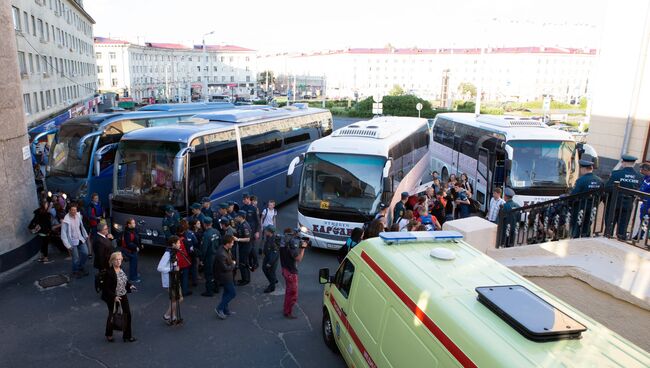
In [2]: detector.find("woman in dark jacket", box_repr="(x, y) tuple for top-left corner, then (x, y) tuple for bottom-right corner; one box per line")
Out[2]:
(120, 218), (142, 283)
(101, 251), (136, 342)
(29, 200), (53, 263)
(337, 227), (364, 263)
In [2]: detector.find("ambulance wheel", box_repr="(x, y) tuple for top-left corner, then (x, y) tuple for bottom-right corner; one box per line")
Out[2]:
(322, 310), (339, 354)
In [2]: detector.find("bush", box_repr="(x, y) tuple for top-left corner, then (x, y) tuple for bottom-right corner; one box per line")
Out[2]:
(253, 100), (267, 105)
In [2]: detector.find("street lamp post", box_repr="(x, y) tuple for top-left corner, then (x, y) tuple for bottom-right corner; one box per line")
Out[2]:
(202, 31), (215, 102)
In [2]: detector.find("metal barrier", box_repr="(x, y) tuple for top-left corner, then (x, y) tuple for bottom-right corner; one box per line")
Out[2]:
(496, 183), (650, 250)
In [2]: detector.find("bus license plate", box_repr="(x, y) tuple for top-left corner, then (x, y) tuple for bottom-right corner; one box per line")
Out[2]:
(141, 239), (153, 245)
(326, 243), (340, 249)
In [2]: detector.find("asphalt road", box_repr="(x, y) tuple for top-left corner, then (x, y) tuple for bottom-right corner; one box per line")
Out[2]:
(0, 116), (363, 368)
(0, 198), (347, 368)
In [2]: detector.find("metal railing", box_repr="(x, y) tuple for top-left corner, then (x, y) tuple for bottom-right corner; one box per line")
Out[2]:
(496, 183), (650, 250)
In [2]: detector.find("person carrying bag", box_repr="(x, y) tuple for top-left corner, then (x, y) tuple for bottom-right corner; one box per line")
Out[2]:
(101, 251), (136, 342)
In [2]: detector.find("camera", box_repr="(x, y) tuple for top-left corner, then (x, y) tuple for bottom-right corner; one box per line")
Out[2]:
(300, 237), (311, 248)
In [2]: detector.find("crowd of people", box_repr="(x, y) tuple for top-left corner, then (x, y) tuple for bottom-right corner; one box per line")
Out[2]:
(30, 191), (309, 342)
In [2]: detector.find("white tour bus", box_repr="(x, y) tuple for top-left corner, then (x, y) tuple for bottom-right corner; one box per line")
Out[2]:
(288, 117), (430, 249)
(431, 113), (581, 209)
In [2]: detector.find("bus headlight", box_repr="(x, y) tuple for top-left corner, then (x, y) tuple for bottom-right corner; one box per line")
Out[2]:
(146, 229), (153, 236)
(152, 230), (159, 237)
(298, 223), (310, 234)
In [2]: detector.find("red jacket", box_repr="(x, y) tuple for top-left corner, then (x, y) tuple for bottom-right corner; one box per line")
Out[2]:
(177, 238), (191, 270)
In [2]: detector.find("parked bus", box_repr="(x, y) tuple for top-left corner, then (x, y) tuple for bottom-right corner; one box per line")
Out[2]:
(36, 102), (235, 207)
(111, 106), (333, 246)
(289, 117), (430, 249)
(430, 113), (580, 209)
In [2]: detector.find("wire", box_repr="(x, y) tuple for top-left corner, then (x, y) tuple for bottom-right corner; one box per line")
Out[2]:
(18, 32), (97, 93)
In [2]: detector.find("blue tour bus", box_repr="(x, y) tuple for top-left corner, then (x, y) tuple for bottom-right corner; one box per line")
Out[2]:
(37, 102), (235, 207)
(111, 105), (333, 245)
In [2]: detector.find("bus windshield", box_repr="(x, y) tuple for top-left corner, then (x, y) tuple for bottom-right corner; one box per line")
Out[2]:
(299, 153), (385, 215)
(508, 140), (576, 189)
(49, 123), (95, 177)
(114, 141), (184, 208)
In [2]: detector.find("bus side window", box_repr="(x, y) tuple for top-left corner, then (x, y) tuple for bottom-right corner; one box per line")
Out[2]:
(205, 131), (239, 193)
(334, 259), (355, 299)
(188, 137), (209, 204)
(147, 116), (181, 127)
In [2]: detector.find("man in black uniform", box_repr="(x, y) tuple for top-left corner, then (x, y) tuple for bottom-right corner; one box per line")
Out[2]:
(200, 197), (214, 220)
(241, 194), (260, 271)
(393, 192), (409, 224)
(233, 210), (252, 285)
(498, 188), (521, 247)
(214, 202), (229, 223)
(571, 159), (604, 238)
(261, 225), (280, 293)
(606, 154), (643, 239)
(200, 217), (220, 297)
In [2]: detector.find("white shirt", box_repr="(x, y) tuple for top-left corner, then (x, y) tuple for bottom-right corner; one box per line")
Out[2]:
(487, 197), (506, 222)
(261, 208), (277, 228)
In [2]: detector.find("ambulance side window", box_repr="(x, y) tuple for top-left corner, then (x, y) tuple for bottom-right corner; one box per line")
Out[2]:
(334, 260), (355, 298)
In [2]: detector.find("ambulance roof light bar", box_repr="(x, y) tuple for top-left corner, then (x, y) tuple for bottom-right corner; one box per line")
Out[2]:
(379, 231), (463, 245)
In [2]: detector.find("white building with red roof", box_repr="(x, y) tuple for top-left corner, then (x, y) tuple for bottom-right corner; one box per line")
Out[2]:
(94, 37), (256, 102)
(259, 46), (596, 103)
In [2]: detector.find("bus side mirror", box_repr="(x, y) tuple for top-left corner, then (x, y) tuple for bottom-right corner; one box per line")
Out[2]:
(93, 143), (118, 177)
(286, 154), (304, 188)
(319, 268), (331, 284)
(173, 147), (195, 185)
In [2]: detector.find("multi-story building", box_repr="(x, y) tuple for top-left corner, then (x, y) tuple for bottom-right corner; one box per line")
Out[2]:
(10, 0), (98, 129)
(259, 46), (596, 104)
(94, 38), (257, 102)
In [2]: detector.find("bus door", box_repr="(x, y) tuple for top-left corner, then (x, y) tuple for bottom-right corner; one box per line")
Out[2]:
(493, 148), (506, 190)
(452, 134), (462, 176)
(476, 148), (490, 211)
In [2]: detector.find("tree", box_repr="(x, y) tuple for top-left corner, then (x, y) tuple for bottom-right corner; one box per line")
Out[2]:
(257, 71), (276, 88)
(458, 82), (477, 99)
(388, 84), (405, 96)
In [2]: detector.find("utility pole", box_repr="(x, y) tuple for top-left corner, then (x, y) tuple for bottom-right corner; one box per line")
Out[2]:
(202, 31), (215, 102)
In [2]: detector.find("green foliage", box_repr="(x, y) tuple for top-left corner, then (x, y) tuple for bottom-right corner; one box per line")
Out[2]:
(253, 100), (267, 105)
(579, 97), (588, 109)
(458, 82), (477, 98)
(388, 85), (405, 96)
(257, 71), (275, 86)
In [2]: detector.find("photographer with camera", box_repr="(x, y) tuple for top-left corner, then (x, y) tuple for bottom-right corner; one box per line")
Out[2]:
(157, 235), (185, 326)
(279, 228), (308, 319)
(261, 225), (281, 293)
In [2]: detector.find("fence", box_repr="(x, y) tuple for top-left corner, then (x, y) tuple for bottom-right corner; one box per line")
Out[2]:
(496, 183), (650, 250)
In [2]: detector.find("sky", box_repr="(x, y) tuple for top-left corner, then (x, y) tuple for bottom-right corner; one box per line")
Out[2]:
(85, 0), (606, 53)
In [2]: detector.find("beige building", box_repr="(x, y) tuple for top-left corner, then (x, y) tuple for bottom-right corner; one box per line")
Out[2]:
(587, 0), (650, 171)
(94, 38), (257, 102)
(10, 0), (97, 128)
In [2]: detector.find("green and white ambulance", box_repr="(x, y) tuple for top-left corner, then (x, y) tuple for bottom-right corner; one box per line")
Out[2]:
(318, 231), (650, 368)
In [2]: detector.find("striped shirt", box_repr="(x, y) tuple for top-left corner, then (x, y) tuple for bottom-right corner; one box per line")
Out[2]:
(487, 198), (506, 222)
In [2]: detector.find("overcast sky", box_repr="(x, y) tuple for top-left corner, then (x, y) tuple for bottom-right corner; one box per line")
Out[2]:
(86, 0), (606, 52)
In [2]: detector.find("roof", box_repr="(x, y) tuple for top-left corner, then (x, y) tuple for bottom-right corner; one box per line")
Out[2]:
(436, 113), (576, 142)
(307, 116), (428, 157)
(194, 106), (328, 124)
(293, 46), (597, 58)
(194, 44), (255, 52)
(93, 38), (255, 52)
(138, 102), (234, 112)
(93, 37), (129, 45)
(122, 107), (330, 144)
(348, 235), (650, 367)
(69, 0), (95, 24)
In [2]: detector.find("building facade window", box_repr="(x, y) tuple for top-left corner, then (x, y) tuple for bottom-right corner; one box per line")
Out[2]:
(96, 52), (101, 59)
(12, 6), (21, 31)
(111, 78), (118, 87)
(23, 94), (31, 115)
(97, 65), (103, 73)
(111, 65), (117, 73)
(109, 52), (116, 59)
(17, 52), (27, 74)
